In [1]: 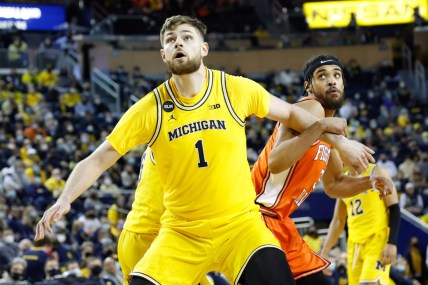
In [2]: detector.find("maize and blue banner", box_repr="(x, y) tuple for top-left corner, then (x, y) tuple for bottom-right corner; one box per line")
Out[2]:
(0, 3), (66, 31)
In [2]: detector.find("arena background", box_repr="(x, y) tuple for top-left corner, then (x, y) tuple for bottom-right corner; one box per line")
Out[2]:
(0, 0), (427, 284)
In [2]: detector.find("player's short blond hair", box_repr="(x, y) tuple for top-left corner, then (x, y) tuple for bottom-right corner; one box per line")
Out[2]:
(160, 15), (207, 47)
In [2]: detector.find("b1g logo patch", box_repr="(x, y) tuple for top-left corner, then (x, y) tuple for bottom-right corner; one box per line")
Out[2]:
(163, 101), (174, 112)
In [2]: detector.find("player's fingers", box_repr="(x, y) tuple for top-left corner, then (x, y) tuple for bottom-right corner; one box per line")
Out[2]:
(366, 152), (376, 164)
(364, 145), (375, 154)
(34, 222), (44, 241)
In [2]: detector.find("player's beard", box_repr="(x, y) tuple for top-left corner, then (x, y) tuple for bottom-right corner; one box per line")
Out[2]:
(318, 90), (345, 110)
(166, 54), (202, 75)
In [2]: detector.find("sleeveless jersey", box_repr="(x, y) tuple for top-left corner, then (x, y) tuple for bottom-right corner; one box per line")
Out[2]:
(252, 99), (331, 220)
(123, 148), (164, 234)
(343, 164), (389, 243)
(107, 68), (270, 222)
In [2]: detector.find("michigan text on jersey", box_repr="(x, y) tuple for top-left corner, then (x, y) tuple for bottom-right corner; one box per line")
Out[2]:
(168, 120), (226, 141)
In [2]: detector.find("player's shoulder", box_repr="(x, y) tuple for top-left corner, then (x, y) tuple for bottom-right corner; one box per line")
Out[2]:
(295, 97), (324, 117)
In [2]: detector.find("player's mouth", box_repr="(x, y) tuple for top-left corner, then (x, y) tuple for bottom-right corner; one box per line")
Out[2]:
(327, 87), (340, 95)
(174, 51), (186, 60)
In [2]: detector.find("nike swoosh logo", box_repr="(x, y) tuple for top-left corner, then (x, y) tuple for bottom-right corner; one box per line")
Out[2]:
(320, 60), (333, 64)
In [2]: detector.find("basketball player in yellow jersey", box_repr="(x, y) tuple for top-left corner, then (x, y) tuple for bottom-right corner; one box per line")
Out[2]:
(35, 15), (376, 285)
(117, 148), (164, 285)
(118, 148), (215, 285)
(321, 164), (400, 285)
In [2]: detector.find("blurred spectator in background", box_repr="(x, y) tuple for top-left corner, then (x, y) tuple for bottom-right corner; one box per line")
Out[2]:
(302, 225), (322, 253)
(399, 182), (424, 216)
(62, 259), (81, 278)
(0, 256), (27, 283)
(2, 160), (29, 203)
(22, 238), (51, 282)
(37, 64), (58, 90)
(102, 256), (123, 285)
(0, 227), (20, 269)
(390, 255), (421, 285)
(405, 237), (427, 285)
(377, 152), (398, 180)
(44, 168), (65, 198)
(44, 257), (61, 280)
(398, 154), (422, 183)
(7, 35), (28, 68)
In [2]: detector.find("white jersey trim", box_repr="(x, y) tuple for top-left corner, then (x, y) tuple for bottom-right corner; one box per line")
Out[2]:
(221, 71), (245, 127)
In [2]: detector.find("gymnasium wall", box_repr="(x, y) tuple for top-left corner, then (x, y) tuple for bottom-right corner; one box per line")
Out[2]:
(87, 39), (394, 74)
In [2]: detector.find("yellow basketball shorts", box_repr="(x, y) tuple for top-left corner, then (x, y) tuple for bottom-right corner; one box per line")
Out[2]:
(130, 208), (282, 285)
(118, 229), (158, 285)
(347, 228), (391, 285)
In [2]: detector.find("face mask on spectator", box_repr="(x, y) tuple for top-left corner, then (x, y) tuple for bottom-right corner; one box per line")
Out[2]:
(56, 220), (66, 229)
(67, 268), (81, 277)
(396, 264), (406, 273)
(100, 237), (112, 246)
(4, 235), (14, 243)
(48, 269), (60, 277)
(57, 234), (66, 243)
(10, 272), (23, 281)
(91, 265), (103, 276)
(6, 190), (16, 199)
(29, 211), (37, 219)
(0, 211), (5, 219)
(101, 224), (110, 231)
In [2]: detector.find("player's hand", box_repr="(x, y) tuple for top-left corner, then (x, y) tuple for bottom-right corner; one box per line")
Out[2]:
(336, 139), (375, 174)
(380, 243), (397, 266)
(34, 198), (71, 241)
(369, 175), (393, 199)
(319, 117), (347, 137)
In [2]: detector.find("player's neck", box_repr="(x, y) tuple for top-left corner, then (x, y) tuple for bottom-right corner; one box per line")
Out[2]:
(172, 65), (206, 98)
(325, 109), (335, 117)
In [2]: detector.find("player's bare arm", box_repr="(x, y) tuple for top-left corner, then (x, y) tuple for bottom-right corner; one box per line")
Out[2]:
(269, 99), (342, 173)
(35, 140), (122, 240)
(321, 150), (393, 198)
(373, 166), (399, 266)
(320, 199), (347, 259)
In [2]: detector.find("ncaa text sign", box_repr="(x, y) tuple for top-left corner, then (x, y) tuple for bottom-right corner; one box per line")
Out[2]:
(303, 0), (428, 29)
(0, 3), (66, 31)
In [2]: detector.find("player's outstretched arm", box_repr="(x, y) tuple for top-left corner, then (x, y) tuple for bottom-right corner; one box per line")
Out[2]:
(320, 199), (347, 259)
(35, 140), (122, 241)
(269, 117), (344, 174)
(267, 95), (374, 174)
(322, 151), (393, 198)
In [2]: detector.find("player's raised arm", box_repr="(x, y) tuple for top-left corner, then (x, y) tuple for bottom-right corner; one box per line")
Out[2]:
(35, 140), (122, 240)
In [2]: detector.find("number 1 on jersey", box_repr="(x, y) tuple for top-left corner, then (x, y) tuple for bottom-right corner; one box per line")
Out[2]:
(195, 140), (208, 168)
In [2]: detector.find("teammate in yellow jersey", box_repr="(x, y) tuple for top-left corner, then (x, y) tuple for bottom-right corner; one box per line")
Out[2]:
(35, 15), (375, 285)
(321, 164), (400, 285)
(118, 148), (217, 285)
(117, 148), (163, 284)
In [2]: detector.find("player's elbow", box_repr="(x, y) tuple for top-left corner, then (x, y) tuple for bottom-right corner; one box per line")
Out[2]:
(324, 185), (340, 198)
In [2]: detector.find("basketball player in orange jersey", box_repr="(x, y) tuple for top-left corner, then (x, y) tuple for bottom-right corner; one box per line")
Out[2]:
(251, 54), (393, 285)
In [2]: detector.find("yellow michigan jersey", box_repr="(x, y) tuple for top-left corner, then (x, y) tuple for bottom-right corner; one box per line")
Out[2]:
(107, 68), (270, 223)
(123, 148), (164, 234)
(343, 164), (389, 243)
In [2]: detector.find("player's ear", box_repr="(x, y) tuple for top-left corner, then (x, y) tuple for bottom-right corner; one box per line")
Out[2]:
(304, 81), (313, 95)
(160, 49), (167, 63)
(201, 42), (209, 57)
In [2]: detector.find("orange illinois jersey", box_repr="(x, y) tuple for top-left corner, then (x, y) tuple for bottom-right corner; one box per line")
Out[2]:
(252, 124), (331, 220)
